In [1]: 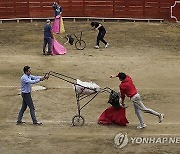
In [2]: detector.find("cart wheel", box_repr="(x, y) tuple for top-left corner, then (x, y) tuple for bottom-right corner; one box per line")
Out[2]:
(72, 115), (85, 126)
(75, 40), (86, 50)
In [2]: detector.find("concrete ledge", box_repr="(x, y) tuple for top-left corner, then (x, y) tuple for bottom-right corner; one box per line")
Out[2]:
(0, 17), (164, 23)
(63, 17), (164, 23)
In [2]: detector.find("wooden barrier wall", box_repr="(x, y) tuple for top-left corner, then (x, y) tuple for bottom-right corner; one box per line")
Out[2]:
(0, 0), (179, 21)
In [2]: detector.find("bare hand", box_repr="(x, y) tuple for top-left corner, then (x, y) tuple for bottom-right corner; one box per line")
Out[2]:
(44, 73), (49, 79)
(110, 75), (116, 78)
(40, 77), (45, 81)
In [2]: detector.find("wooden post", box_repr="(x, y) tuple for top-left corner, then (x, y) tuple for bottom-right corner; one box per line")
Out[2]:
(14, 0), (16, 18)
(27, 0), (30, 18)
(83, 0), (85, 17)
(40, 0), (43, 17)
(143, 0), (145, 19)
(113, 0), (115, 18)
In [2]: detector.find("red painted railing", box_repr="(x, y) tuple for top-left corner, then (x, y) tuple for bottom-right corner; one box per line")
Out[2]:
(0, 0), (179, 21)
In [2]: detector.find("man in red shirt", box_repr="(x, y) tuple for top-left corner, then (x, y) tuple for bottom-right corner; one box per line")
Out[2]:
(110, 72), (164, 129)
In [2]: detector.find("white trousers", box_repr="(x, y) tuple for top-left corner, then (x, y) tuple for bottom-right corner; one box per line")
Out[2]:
(131, 93), (160, 124)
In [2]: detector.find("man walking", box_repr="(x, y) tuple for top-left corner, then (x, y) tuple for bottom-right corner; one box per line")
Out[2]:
(110, 72), (164, 129)
(43, 19), (54, 55)
(17, 66), (47, 125)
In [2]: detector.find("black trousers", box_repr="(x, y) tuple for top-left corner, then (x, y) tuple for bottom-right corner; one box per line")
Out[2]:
(43, 37), (52, 54)
(17, 93), (37, 123)
(96, 30), (107, 46)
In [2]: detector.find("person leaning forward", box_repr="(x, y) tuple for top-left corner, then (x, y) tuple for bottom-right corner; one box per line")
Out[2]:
(110, 72), (164, 129)
(91, 21), (109, 49)
(17, 66), (48, 125)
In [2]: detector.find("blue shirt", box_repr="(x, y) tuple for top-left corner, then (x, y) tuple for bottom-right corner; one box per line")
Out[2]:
(21, 74), (41, 93)
(52, 4), (62, 17)
(44, 24), (52, 38)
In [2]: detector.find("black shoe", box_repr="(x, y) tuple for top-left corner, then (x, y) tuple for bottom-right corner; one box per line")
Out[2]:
(46, 53), (52, 56)
(16, 121), (26, 125)
(33, 121), (43, 125)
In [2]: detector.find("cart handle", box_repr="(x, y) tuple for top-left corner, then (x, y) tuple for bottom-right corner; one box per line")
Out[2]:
(45, 71), (77, 85)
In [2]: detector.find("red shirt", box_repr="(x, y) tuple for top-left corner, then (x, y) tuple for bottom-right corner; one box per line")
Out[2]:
(119, 75), (137, 102)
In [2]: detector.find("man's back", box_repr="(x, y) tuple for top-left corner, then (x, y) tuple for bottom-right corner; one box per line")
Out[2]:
(120, 75), (137, 98)
(44, 24), (52, 38)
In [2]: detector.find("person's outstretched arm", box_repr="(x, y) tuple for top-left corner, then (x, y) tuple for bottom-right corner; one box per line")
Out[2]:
(110, 74), (117, 78)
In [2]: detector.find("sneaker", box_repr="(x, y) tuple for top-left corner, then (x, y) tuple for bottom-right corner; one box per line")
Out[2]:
(159, 113), (164, 123)
(94, 45), (99, 49)
(16, 121), (26, 125)
(33, 121), (43, 125)
(105, 43), (109, 48)
(137, 123), (147, 129)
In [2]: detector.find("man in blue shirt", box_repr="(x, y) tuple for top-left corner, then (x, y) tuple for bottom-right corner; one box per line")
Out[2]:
(43, 19), (54, 55)
(17, 66), (47, 125)
(52, 1), (62, 17)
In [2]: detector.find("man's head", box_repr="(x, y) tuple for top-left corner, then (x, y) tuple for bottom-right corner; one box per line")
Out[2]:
(117, 72), (126, 81)
(91, 22), (95, 27)
(46, 19), (51, 24)
(23, 66), (31, 75)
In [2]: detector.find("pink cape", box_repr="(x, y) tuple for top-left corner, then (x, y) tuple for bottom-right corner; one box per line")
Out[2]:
(98, 106), (129, 126)
(52, 39), (67, 55)
(52, 15), (60, 33)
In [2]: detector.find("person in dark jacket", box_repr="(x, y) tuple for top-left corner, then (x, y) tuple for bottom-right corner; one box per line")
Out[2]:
(91, 21), (109, 49)
(43, 19), (54, 55)
(52, 1), (62, 17)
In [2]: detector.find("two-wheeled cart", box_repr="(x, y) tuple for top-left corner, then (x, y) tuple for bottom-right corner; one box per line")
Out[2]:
(45, 71), (118, 126)
(64, 31), (86, 50)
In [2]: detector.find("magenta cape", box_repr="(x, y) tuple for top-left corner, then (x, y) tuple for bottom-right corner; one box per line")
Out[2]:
(98, 106), (129, 126)
(52, 15), (60, 33)
(52, 39), (67, 55)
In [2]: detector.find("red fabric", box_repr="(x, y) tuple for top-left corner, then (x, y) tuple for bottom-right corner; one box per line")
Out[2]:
(98, 106), (129, 126)
(119, 75), (137, 102)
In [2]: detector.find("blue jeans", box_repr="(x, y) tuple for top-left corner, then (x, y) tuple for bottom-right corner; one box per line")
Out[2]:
(17, 93), (37, 123)
(43, 37), (52, 54)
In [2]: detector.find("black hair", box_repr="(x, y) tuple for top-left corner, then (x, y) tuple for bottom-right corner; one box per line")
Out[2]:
(118, 72), (126, 80)
(23, 66), (30, 73)
(91, 22), (95, 27)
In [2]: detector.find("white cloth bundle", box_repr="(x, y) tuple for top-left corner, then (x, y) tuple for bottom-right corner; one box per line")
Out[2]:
(73, 79), (100, 95)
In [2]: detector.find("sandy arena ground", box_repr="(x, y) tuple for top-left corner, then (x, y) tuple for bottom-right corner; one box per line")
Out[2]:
(0, 20), (180, 154)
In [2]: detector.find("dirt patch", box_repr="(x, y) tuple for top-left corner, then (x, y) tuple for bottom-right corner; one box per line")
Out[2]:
(0, 21), (180, 154)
